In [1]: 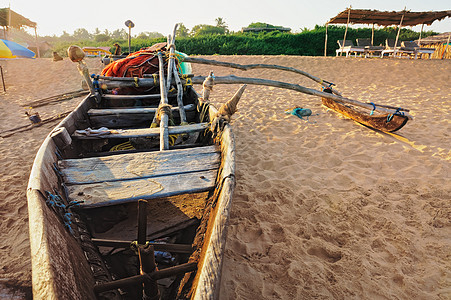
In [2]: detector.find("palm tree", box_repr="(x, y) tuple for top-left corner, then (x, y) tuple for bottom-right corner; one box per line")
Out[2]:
(215, 17), (229, 33)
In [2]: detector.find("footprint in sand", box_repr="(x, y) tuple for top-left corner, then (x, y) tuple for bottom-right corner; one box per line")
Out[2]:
(307, 246), (342, 263)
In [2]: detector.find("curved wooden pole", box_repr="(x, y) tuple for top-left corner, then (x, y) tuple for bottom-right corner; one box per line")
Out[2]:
(181, 56), (341, 96)
(166, 23), (178, 90)
(191, 75), (413, 119)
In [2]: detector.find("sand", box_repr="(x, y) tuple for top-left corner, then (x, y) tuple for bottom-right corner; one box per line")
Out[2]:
(0, 55), (449, 299)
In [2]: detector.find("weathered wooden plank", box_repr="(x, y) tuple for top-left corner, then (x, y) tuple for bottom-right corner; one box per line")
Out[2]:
(88, 110), (196, 128)
(88, 104), (194, 116)
(72, 123), (209, 139)
(88, 104), (195, 128)
(67, 169), (217, 209)
(193, 107), (236, 300)
(59, 145), (220, 184)
(101, 94), (162, 100)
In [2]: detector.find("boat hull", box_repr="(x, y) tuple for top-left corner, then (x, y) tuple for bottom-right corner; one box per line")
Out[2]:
(27, 87), (235, 299)
(321, 97), (409, 132)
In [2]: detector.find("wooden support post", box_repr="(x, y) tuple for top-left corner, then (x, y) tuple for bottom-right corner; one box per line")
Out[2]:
(418, 24), (424, 45)
(173, 63), (187, 124)
(138, 245), (160, 300)
(137, 199), (147, 245)
(394, 10), (406, 57)
(340, 7), (351, 57)
(201, 71), (214, 103)
(34, 26), (40, 58)
(0, 66), (5, 92)
(157, 52), (170, 151)
(324, 24), (328, 57)
(371, 23), (375, 45)
(77, 61), (95, 94)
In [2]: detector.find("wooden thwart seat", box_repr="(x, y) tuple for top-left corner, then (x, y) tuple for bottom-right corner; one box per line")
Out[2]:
(87, 104), (195, 116)
(72, 122), (208, 139)
(61, 145), (220, 208)
(87, 105), (196, 127)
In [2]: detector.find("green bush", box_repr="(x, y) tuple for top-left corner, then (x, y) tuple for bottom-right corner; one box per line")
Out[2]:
(53, 26), (436, 57)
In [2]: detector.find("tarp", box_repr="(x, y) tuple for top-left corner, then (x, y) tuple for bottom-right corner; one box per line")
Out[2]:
(0, 8), (36, 28)
(327, 9), (451, 26)
(0, 39), (36, 58)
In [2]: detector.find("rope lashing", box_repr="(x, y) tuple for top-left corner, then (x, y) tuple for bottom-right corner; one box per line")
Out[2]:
(394, 107), (404, 116)
(46, 191), (66, 209)
(130, 240), (175, 263)
(370, 102), (376, 116)
(134, 77), (139, 87)
(387, 108), (404, 123)
(45, 191), (76, 234)
(91, 74), (101, 93)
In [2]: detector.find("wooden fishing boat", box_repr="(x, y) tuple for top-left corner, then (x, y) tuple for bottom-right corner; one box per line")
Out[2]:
(321, 89), (409, 132)
(27, 38), (243, 299)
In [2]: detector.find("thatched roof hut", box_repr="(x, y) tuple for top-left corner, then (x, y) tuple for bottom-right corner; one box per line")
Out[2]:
(324, 8), (451, 59)
(416, 32), (451, 59)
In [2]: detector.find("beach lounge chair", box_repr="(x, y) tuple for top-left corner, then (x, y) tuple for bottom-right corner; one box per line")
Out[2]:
(401, 41), (435, 59)
(381, 39), (415, 58)
(336, 40), (365, 57)
(356, 38), (384, 57)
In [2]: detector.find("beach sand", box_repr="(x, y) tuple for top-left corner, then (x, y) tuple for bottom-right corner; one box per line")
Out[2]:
(0, 55), (449, 299)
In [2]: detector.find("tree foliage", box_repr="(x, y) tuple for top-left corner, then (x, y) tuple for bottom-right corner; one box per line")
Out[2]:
(39, 22), (437, 58)
(190, 24), (227, 37)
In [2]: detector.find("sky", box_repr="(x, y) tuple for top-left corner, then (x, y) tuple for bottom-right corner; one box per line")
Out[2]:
(3, 0), (450, 37)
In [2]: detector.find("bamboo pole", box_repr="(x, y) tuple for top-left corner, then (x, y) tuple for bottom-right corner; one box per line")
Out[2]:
(340, 7), (351, 57)
(394, 10), (406, 57)
(418, 24), (424, 45)
(181, 56), (341, 96)
(371, 23), (375, 45)
(34, 27), (40, 58)
(324, 24), (328, 57)
(157, 52), (169, 150)
(191, 75), (413, 119)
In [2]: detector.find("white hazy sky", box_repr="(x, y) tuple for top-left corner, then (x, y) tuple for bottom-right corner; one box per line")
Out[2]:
(4, 0), (450, 36)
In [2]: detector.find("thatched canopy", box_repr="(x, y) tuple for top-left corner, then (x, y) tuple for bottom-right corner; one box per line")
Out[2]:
(0, 8), (36, 29)
(327, 9), (451, 26)
(418, 32), (451, 44)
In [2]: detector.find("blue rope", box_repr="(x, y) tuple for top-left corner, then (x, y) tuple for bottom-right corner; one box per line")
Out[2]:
(370, 102), (376, 116)
(387, 108), (404, 122)
(394, 107), (404, 116)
